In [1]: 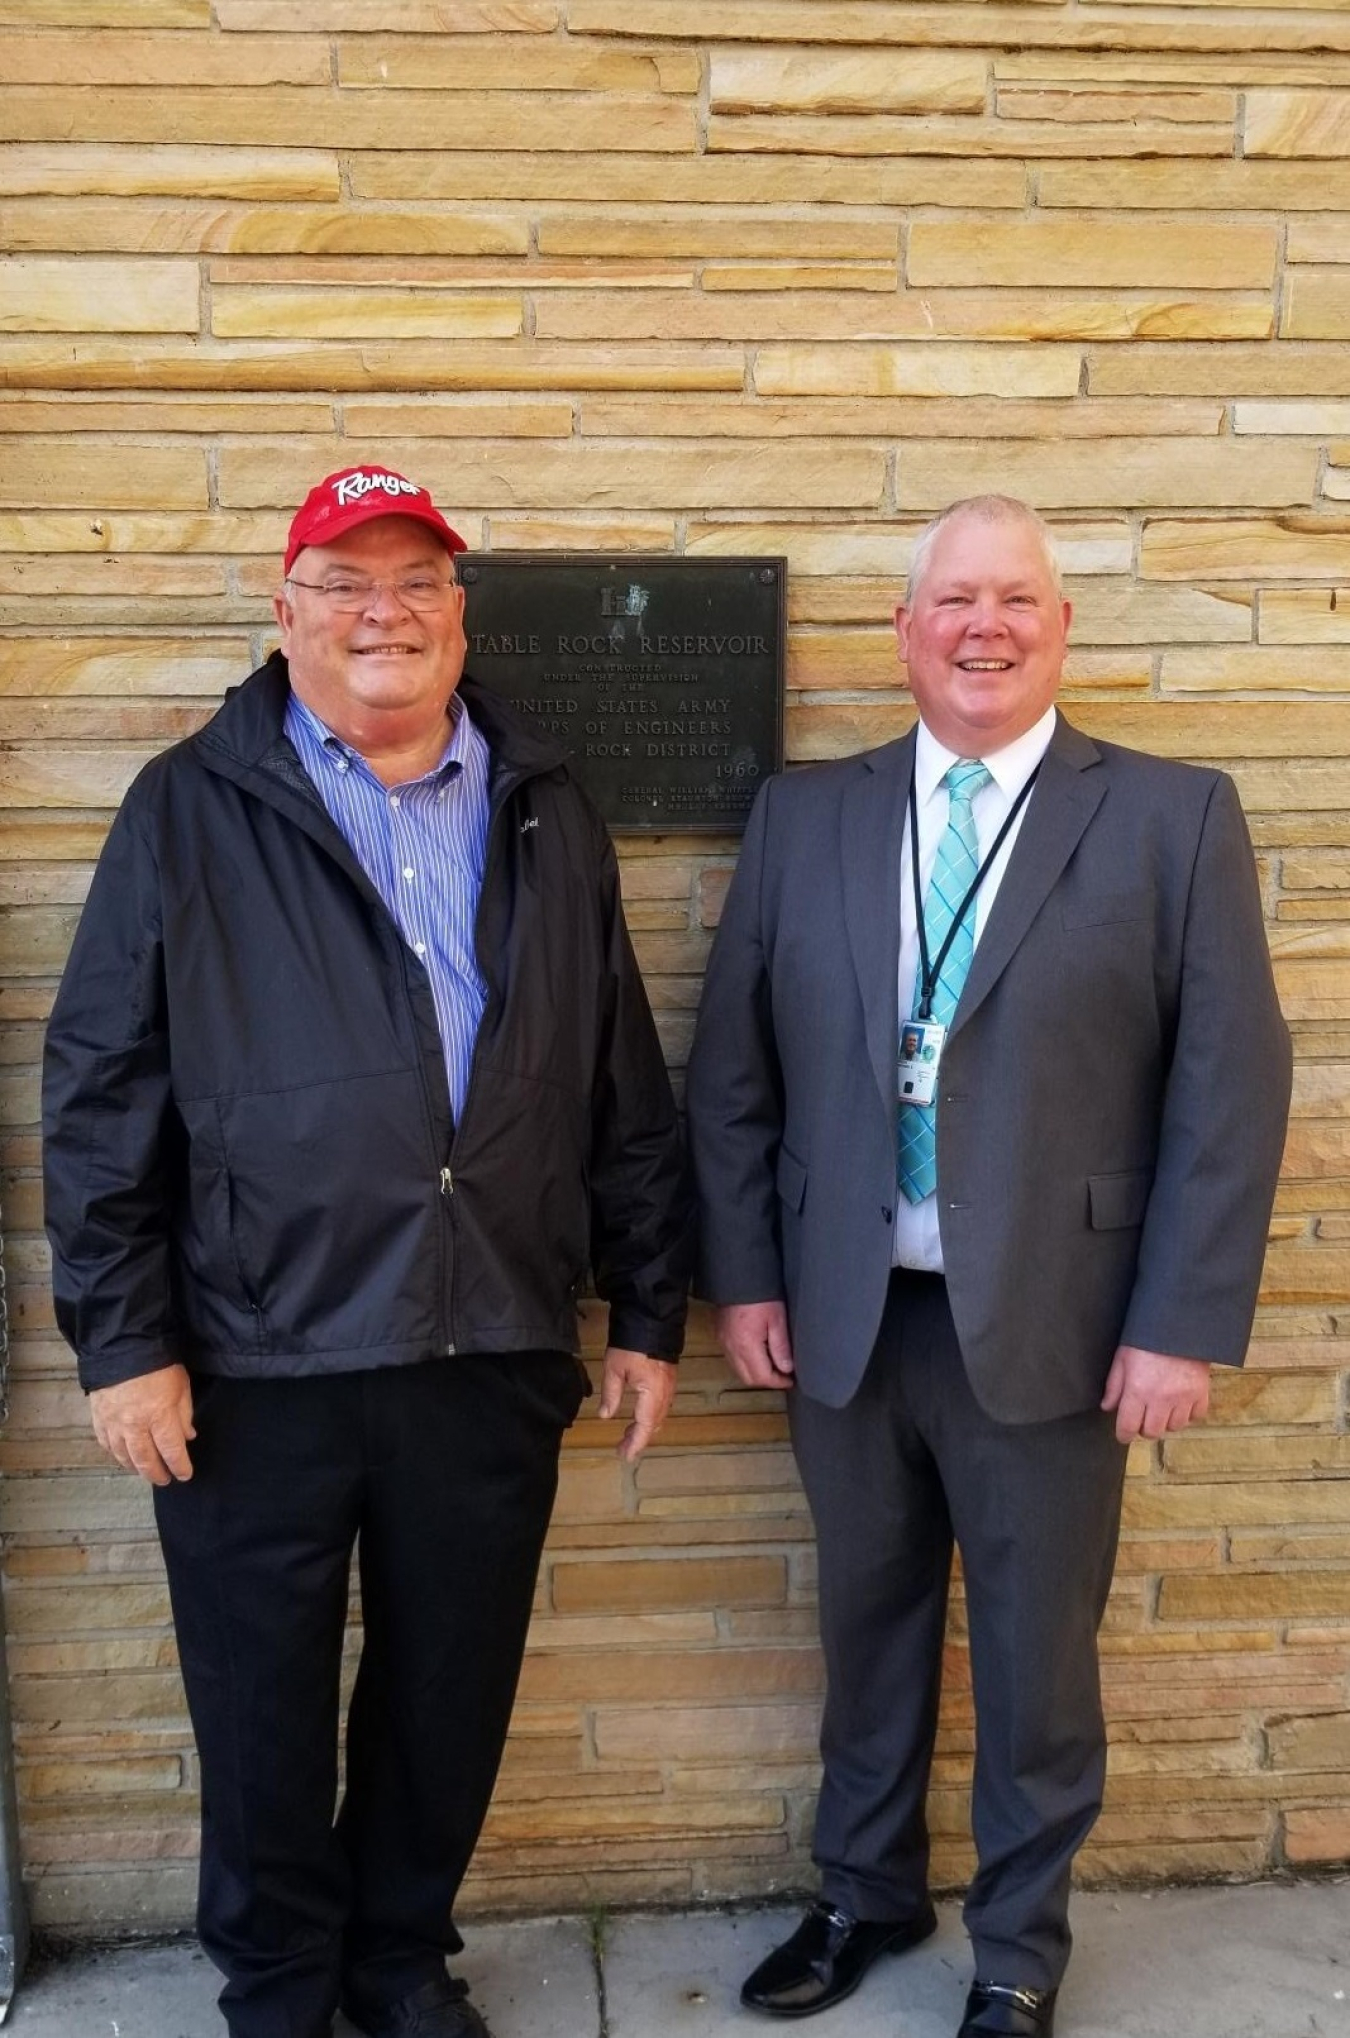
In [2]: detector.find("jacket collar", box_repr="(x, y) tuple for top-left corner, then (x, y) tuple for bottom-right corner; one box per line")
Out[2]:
(841, 711), (1105, 1114)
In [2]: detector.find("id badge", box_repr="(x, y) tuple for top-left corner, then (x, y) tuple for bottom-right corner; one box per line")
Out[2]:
(898, 1019), (946, 1108)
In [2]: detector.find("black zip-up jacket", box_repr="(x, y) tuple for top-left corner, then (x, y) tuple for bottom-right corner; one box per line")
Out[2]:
(43, 654), (690, 1391)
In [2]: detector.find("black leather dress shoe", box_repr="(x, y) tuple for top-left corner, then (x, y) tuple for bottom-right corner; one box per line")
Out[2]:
(341, 1973), (491, 2038)
(741, 1896), (938, 2017)
(958, 1979), (1057, 2036)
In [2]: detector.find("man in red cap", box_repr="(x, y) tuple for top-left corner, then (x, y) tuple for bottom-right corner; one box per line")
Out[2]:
(43, 467), (691, 2038)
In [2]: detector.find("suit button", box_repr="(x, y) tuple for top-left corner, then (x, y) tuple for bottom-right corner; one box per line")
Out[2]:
(882, 1207), (893, 1224)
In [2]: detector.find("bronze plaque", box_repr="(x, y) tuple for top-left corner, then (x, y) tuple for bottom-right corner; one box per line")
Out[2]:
(460, 554), (784, 833)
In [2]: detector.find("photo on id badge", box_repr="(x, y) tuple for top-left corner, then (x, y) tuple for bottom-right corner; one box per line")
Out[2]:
(899, 1019), (946, 1107)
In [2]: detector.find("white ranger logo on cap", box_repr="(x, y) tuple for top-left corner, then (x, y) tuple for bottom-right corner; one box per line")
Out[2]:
(332, 471), (425, 507)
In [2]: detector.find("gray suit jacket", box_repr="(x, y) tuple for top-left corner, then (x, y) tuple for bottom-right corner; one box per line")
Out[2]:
(686, 715), (1291, 1420)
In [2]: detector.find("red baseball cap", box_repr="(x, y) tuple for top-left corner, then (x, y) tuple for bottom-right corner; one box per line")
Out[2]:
(284, 466), (467, 575)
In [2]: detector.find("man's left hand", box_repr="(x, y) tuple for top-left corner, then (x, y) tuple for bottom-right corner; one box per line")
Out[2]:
(1101, 1345), (1211, 1443)
(597, 1348), (677, 1461)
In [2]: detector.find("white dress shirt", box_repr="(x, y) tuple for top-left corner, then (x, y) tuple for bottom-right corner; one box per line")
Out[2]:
(892, 705), (1059, 1271)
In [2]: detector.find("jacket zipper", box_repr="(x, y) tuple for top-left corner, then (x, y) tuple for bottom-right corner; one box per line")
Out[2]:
(439, 760), (539, 1357)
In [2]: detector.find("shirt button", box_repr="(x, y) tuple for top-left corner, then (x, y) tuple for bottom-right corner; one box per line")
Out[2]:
(336, 757), (349, 773)
(403, 867), (415, 882)
(390, 794), (401, 809)
(414, 942), (427, 957)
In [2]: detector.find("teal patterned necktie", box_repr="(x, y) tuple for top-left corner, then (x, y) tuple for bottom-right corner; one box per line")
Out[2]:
(897, 759), (992, 1205)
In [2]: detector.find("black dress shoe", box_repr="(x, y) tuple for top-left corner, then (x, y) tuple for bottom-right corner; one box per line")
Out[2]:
(741, 1896), (938, 2017)
(341, 1973), (491, 2038)
(958, 1979), (1057, 2036)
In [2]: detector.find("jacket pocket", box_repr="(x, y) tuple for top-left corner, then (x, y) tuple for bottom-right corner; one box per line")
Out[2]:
(1087, 1168), (1151, 1231)
(776, 1143), (807, 1213)
(1062, 890), (1149, 930)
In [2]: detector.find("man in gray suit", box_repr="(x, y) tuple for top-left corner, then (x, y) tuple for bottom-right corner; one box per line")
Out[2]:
(685, 496), (1290, 2038)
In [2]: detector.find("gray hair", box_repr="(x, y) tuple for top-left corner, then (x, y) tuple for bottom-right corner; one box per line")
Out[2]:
(905, 495), (1064, 605)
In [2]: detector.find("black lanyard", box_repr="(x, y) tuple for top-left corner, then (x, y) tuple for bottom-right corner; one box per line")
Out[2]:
(909, 764), (1041, 1020)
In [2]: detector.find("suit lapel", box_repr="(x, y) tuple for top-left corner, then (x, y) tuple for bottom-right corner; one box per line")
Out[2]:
(951, 716), (1105, 1039)
(842, 731), (913, 1118)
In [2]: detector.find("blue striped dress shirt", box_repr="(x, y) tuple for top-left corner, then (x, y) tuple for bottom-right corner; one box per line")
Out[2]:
(283, 688), (490, 1121)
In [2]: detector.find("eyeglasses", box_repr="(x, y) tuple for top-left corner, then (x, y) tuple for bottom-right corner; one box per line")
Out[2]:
(286, 574), (458, 613)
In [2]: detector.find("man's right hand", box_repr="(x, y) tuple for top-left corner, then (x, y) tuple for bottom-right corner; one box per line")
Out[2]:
(715, 1301), (796, 1390)
(90, 1364), (196, 1486)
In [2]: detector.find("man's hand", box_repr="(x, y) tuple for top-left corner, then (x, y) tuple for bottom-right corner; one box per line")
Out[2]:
(715, 1300), (796, 1391)
(1101, 1345), (1211, 1444)
(90, 1363), (196, 1486)
(597, 1348), (677, 1462)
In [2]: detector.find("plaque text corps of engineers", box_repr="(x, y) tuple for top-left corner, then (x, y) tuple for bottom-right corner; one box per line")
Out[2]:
(458, 555), (785, 834)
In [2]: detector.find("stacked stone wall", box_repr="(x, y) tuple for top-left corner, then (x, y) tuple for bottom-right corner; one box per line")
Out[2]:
(0, 0), (1346, 1929)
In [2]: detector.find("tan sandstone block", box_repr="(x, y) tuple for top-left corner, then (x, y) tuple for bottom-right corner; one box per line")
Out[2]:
(898, 440), (1317, 511)
(0, 86), (697, 154)
(23, 1757), (183, 1800)
(1159, 1574), (1350, 1622)
(341, 399), (571, 439)
(1123, 1480), (1350, 1533)
(1162, 647), (1350, 691)
(211, 290), (522, 342)
(755, 345), (1081, 399)
(1260, 591), (1350, 644)
(909, 221), (1276, 291)
(0, 510), (286, 553)
(352, 148), (1025, 209)
(0, 441), (207, 511)
(567, 0), (1350, 48)
(1, 29), (326, 83)
(1267, 1713), (1350, 1772)
(539, 217), (897, 262)
(586, 398), (1222, 442)
(1041, 161), (1350, 210)
(1247, 91), (1350, 158)
(338, 37), (698, 94)
(0, 337), (745, 396)
(220, 211), (529, 259)
(1206, 1371), (1339, 1425)
(0, 144), (338, 201)
(1091, 343), (1350, 398)
(0, 637), (241, 696)
(1235, 400), (1350, 434)
(1067, 581), (1251, 644)
(1289, 217), (1350, 263)
(0, 258), (198, 334)
(703, 263), (896, 293)
(216, 1), (559, 23)
(709, 113), (1233, 161)
(1284, 271), (1350, 339)
(995, 87), (1236, 126)
(0, 1), (206, 17)
(1141, 519), (1350, 581)
(998, 53), (1350, 87)
(0, 394), (332, 434)
(1286, 1808), (1350, 1862)
(709, 47), (986, 116)
(551, 1557), (786, 1615)
(219, 440), (889, 515)
(487, 516), (675, 551)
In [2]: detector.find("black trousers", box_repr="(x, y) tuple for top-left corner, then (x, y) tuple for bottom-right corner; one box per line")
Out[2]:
(788, 1271), (1127, 1992)
(154, 1353), (585, 2038)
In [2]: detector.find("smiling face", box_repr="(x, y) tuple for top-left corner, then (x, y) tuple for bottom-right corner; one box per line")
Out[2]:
(273, 515), (467, 753)
(894, 508), (1072, 756)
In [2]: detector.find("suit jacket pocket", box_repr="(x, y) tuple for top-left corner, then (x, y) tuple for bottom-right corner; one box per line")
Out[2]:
(1062, 889), (1149, 930)
(1088, 1168), (1151, 1230)
(776, 1144), (807, 1213)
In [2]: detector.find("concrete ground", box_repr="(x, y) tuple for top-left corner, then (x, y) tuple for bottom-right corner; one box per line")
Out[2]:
(5, 1883), (1347, 2038)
